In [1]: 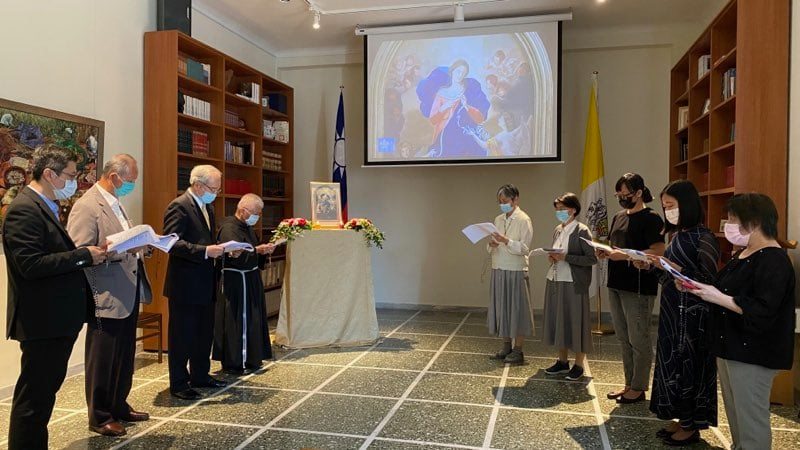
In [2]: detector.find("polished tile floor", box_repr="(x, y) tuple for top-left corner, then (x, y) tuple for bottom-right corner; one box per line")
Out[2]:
(0, 309), (798, 449)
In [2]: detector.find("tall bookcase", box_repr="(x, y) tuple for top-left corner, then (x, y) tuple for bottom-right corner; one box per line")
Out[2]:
(143, 30), (294, 351)
(669, 0), (790, 261)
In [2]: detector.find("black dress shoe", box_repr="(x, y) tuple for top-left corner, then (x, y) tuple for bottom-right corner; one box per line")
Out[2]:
(616, 391), (645, 404)
(663, 430), (700, 446)
(192, 377), (228, 388)
(656, 428), (673, 439)
(171, 388), (202, 400)
(222, 367), (246, 376)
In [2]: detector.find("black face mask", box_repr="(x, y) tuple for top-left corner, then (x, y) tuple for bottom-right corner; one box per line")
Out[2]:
(618, 196), (637, 209)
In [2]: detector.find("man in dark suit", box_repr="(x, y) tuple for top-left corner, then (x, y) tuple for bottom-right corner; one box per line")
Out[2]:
(163, 164), (226, 400)
(3, 146), (106, 450)
(67, 154), (153, 436)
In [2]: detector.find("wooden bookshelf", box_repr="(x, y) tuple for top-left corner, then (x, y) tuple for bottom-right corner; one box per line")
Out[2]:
(668, 0), (790, 263)
(143, 30), (294, 351)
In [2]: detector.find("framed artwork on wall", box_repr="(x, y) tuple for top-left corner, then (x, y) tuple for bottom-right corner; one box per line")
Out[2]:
(0, 98), (104, 227)
(310, 181), (342, 228)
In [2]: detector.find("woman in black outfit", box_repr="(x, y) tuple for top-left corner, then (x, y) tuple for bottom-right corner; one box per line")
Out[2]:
(681, 193), (795, 450)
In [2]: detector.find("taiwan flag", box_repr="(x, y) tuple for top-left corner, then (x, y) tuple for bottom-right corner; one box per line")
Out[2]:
(333, 91), (348, 221)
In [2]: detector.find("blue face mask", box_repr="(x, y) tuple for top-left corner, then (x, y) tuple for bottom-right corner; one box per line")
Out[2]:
(555, 210), (571, 223)
(200, 191), (217, 204)
(500, 202), (513, 214)
(53, 178), (77, 200)
(114, 180), (135, 197)
(245, 214), (259, 226)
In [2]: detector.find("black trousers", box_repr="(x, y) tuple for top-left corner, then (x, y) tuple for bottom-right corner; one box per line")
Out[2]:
(85, 299), (140, 427)
(168, 301), (214, 392)
(8, 335), (77, 450)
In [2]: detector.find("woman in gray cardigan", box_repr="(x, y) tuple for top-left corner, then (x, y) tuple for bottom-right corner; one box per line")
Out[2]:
(542, 193), (598, 381)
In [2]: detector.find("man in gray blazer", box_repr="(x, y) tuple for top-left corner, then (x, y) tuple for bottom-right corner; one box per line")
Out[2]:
(66, 154), (152, 437)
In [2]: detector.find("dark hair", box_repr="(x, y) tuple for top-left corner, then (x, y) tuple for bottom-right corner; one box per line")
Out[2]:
(660, 180), (705, 233)
(497, 184), (519, 200)
(725, 193), (779, 239)
(615, 172), (653, 203)
(31, 145), (77, 181)
(448, 59), (469, 80)
(554, 192), (581, 216)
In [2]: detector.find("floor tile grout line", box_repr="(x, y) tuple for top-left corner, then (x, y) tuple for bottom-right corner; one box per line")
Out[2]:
(233, 310), (424, 450)
(482, 364), (509, 449)
(376, 345), (625, 364)
(109, 348), (303, 450)
(0, 410), (84, 447)
(374, 436), (493, 450)
(584, 360), (612, 450)
(711, 426), (732, 449)
(359, 313), (472, 450)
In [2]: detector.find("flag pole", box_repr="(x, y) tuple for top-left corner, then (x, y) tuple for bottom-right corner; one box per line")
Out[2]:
(589, 70), (615, 336)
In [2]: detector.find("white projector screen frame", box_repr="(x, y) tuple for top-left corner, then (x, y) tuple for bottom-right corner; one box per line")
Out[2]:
(362, 16), (564, 167)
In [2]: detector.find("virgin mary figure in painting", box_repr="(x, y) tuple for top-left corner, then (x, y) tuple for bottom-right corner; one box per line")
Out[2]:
(416, 59), (490, 158)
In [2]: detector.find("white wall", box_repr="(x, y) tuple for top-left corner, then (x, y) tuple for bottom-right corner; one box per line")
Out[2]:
(278, 29), (673, 310)
(0, 0), (278, 393)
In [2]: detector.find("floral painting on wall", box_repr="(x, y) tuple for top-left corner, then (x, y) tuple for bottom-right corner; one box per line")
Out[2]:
(0, 98), (103, 227)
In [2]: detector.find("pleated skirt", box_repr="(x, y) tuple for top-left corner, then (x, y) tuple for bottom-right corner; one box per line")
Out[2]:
(542, 279), (592, 353)
(488, 269), (534, 338)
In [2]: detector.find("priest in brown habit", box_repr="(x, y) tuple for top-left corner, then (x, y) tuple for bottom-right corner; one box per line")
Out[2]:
(213, 193), (276, 374)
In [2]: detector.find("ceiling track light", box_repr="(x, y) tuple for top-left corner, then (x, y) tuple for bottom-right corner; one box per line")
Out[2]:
(454, 2), (465, 22)
(312, 8), (321, 29)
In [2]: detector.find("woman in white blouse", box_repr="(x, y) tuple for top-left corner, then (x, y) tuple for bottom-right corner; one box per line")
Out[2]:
(541, 193), (597, 380)
(488, 184), (534, 365)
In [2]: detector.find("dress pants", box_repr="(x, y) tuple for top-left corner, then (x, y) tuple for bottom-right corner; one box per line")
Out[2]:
(85, 298), (140, 427)
(8, 335), (78, 450)
(717, 357), (777, 450)
(168, 301), (215, 392)
(607, 288), (655, 391)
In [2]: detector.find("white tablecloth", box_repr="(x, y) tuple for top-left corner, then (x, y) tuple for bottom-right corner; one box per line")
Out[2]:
(274, 230), (379, 348)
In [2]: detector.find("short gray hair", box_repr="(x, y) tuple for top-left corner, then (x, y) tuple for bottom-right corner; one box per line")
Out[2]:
(189, 165), (221, 186)
(238, 193), (263, 211)
(102, 153), (136, 177)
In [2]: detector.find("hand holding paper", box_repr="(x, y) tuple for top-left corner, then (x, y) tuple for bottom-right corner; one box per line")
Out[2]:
(107, 224), (179, 254)
(462, 223), (500, 244)
(659, 257), (699, 289)
(530, 248), (566, 256)
(219, 240), (255, 253)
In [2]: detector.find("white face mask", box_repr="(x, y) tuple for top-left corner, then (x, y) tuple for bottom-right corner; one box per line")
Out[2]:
(724, 222), (751, 247)
(49, 173), (77, 200)
(665, 208), (680, 225)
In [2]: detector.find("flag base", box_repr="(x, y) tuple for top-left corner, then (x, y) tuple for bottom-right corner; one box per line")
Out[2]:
(591, 325), (615, 336)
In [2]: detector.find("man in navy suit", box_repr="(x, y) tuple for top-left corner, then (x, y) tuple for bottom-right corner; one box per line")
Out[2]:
(163, 164), (226, 399)
(3, 146), (106, 450)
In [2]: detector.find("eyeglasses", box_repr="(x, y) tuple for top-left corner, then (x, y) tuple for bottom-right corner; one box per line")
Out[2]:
(614, 192), (635, 200)
(59, 170), (78, 181)
(201, 181), (221, 194)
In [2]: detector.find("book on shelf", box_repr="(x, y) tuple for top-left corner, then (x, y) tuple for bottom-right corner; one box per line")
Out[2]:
(722, 68), (736, 101)
(178, 129), (209, 156)
(677, 106), (689, 130)
(273, 121), (289, 143)
(263, 173), (286, 197)
(697, 54), (711, 79)
(178, 54), (211, 84)
(266, 93), (288, 114)
(180, 92), (211, 121)
(702, 98), (711, 115)
(225, 110), (245, 128)
(177, 167), (191, 191)
(224, 141), (255, 165)
(678, 138), (688, 162)
(730, 123), (736, 142)
(262, 151), (283, 171)
(236, 82), (261, 104)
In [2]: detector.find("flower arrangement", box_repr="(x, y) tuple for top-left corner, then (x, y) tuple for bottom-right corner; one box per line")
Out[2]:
(270, 217), (311, 242)
(345, 218), (386, 249)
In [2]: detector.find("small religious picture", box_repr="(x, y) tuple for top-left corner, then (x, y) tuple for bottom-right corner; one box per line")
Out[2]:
(310, 182), (342, 227)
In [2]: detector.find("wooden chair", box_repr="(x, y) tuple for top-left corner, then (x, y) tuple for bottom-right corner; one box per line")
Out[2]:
(136, 311), (163, 363)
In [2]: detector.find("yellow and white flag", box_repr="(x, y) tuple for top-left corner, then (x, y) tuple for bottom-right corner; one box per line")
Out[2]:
(580, 78), (609, 297)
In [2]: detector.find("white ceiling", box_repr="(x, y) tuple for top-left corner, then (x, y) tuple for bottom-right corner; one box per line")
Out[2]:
(193, 0), (722, 57)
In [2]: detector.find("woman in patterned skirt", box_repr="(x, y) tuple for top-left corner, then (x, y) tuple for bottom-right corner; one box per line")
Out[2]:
(636, 180), (719, 446)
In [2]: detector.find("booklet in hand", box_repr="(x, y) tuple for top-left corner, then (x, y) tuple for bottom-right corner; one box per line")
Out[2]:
(530, 248), (567, 256)
(659, 257), (700, 289)
(220, 240), (255, 253)
(107, 224), (179, 254)
(579, 237), (649, 262)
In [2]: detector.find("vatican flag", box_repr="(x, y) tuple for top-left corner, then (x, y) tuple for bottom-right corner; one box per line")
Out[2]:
(580, 77), (609, 299)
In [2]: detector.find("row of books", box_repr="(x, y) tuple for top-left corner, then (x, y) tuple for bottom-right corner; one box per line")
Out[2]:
(265, 93), (288, 114)
(178, 55), (211, 85)
(263, 204), (285, 229)
(677, 106), (689, 130)
(178, 129), (210, 156)
(177, 166), (191, 191)
(678, 138), (688, 162)
(263, 151), (283, 171)
(262, 259), (285, 289)
(722, 68), (736, 101)
(698, 54), (712, 79)
(263, 174), (286, 197)
(180, 93), (211, 121)
(224, 110), (246, 129)
(235, 82), (261, 104)
(224, 141), (255, 165)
